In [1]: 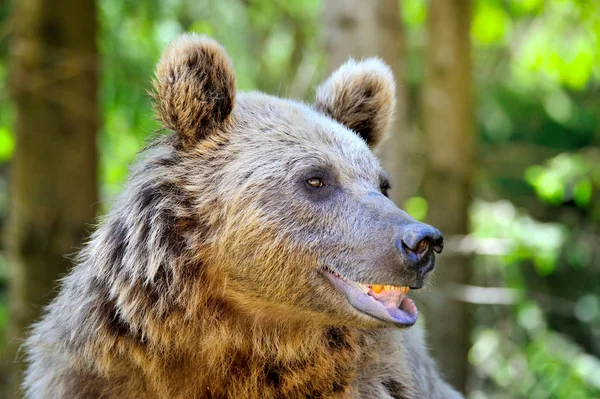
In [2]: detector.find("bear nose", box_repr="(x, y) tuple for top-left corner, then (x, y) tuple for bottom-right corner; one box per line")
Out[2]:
(396, 223), (444, 271)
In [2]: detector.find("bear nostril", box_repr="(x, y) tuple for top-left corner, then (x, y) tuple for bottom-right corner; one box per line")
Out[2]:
(432, 237), (444, 254)
(402, 238), (430, 257)
(398, 223), (444, 261)
(415, 239), (429, 255)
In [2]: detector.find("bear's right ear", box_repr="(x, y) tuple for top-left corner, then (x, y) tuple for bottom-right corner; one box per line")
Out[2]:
(153, 34), (236, 148)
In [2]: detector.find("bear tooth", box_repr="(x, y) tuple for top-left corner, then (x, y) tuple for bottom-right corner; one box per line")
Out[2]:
(372, 285), (383, 294)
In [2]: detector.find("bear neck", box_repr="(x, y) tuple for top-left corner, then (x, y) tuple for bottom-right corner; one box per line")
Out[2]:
(84, 243), (370, 398)
(105, 291), (369, 397)
(169, 302), (368, 398)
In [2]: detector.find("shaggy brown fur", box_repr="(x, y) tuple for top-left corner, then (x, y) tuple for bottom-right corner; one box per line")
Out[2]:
(153, 35), (236, 148)
(23, 34), (462, 399)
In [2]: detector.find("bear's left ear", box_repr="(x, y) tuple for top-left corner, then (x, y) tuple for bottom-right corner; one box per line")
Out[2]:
(314, 59), (396, 149)
(153, 34), (236, 148)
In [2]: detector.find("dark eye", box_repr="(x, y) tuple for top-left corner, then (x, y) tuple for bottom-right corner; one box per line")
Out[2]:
(306, 177), (324, 188)
(380, 180), (391, 197)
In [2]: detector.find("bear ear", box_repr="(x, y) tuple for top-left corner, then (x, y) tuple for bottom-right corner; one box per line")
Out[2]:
(314, 59), (396, 149)
(153, 34), (236, 148)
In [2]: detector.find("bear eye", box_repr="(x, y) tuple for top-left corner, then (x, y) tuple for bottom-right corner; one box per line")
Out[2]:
(380, 179), (391, 198)
(306, 177), (324, 188)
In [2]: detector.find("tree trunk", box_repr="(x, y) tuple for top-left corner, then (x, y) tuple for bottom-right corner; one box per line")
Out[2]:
(4, 0), (98, 396)
(322, 0), (414, 205)
(419, 0), (474, 393)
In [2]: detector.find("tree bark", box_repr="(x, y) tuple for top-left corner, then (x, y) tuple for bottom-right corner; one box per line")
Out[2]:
(4, 0), (98, 396)
(419, 0), (474, 393)
(322, 0), (414, 205)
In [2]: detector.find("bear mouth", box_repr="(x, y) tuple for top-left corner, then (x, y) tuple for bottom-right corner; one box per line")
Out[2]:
(322, 266), (418, 327)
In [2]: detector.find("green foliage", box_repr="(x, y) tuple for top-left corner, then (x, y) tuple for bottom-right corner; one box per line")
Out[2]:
(472, 200), (566, 276)
(525, 152), (598, 208)
(402, 0), (426, 28)
(472, 1), (511, 46)
(0, 128), (13, 163)
(465, 1), (600, 396)
(470, 320), (600, 398)
(0, 0), (599, 397)
(0, 63), (13, 162)
(404, 196), (428, 221)
(470, 200), (600, 397)
(511, 0), (598, 91)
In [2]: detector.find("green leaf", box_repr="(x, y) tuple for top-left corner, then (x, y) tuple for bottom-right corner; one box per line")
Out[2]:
(404, 196), (428, 221)
(509, 0), (544, 15)
(0, 127), (14, 162)
(402, 0), (427, 27)
(573, 179), (592, 207)
(563, 49), (593, 90)
(472, 1), (510, 45)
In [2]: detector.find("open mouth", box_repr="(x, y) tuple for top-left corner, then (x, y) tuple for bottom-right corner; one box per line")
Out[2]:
(322, 266), (419, 326)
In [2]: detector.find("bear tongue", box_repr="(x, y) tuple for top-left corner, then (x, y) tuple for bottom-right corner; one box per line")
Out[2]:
(367, 288), (403, 309)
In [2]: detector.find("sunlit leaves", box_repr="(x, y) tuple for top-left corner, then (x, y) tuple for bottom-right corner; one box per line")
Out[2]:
(469, 329), (501, 372)
(517, 302), (545, 332)
(404, 196), (428, 221)
(573, 178), (593, 207)
(471, 200), (566, 276)
(543, 90), (574, 124)
(472, 1), (511, 46)
(0, 63), (13, 163)
(98, 0), (167, 202)
(511, 0), (598, 91)
(508, 0), (544, 16)
(574, 353), (600, 391)
(0, 128), (13, 162)
(574, 295), (599, 323)
(525, 152), (596, 208)
(401, 0), (426, 27)
(470, 304), (600, 398)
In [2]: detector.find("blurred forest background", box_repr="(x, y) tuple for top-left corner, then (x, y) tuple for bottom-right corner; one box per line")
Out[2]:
(0, 0), (599, 398)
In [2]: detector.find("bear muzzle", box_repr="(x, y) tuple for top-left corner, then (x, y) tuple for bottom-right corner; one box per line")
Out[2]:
(320, 221), (444, 327)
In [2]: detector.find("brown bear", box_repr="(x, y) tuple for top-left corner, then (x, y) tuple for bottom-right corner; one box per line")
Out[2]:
(22, 34), (462, 398)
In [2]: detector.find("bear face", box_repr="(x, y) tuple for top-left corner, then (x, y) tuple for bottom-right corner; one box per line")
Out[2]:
(152, 34), (444, 330)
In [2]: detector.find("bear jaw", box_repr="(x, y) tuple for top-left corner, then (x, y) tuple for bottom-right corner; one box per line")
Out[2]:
(321, 266), (419, 327)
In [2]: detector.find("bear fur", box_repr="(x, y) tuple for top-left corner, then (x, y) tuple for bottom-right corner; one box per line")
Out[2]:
(23, 34), (462, 399)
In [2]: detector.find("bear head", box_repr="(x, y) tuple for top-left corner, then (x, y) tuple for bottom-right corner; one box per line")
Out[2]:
(149, 34), (444, 329)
